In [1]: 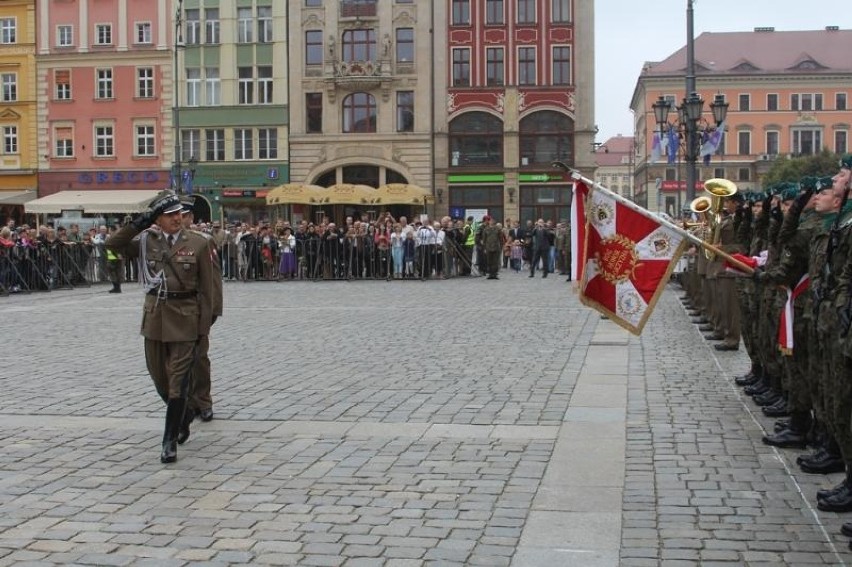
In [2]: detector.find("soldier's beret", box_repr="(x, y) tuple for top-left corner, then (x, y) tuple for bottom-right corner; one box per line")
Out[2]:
(149, 191), (183, 216)
(816, 176), (834, 193)
(840, 154), (852, 170)
(799, 176), (818, 191)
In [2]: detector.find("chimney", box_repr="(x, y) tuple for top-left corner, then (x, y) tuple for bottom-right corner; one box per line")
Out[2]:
(754, 27), (775, 32)
(826, 26), (840, 31)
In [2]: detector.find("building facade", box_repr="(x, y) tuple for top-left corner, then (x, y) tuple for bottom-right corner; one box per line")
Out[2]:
(178, 0), (289, 223)
(436, 0), (595, 225)
(36, 0), (173, 208)
(0, 0), (38, 224)
(631, 28), (852, 216)
(287, 0), (435, 224)
(594, 134), (635, 200)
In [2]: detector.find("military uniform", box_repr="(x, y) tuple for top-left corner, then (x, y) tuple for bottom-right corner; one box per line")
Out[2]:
(707, 204), (743, 350)
(106, 192), (217, 463)
(479, 218), (503, 279)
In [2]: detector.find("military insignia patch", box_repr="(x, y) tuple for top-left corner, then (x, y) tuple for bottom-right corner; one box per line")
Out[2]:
(591, 201), (615, 228)
(617, 290), (642, 319)
(648, 231), (673, 258)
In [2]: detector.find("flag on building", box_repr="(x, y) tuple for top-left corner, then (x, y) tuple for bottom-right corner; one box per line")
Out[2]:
(649, 132), (662, 163)
(666, 125), (678, 165)
(577, 181), (688, 335)
(700, 120), (726, 165)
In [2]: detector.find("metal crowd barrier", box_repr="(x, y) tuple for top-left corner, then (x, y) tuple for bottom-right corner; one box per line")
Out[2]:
(0, 242), (105, 295)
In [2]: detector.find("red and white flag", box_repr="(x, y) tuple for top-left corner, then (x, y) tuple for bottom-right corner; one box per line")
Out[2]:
(570, 182), (588, 282)
(778, 274), (810, 355)
(576, 181), (687, 335)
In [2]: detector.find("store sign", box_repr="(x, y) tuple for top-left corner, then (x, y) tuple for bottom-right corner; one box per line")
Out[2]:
(447, 174), (504, 183)
(77, 171), (162, 184)
(222, 190), (258, 197)
(660, 181), (703, 191)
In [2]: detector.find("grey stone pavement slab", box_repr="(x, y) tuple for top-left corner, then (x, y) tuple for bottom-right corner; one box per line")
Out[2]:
(0, 275), (850, 565)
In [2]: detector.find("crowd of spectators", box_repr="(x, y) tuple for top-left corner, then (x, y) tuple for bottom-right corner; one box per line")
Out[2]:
(0, 212), (573, 293)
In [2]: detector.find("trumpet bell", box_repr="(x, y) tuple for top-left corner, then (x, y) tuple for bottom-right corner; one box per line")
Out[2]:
(690, 195), (712, 213)
(704, 178), (738, 197)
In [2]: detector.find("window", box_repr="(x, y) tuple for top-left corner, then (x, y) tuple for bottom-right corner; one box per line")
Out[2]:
(258, 66), (273, 104)
(57, 25), (73, 47)
(137, 67), (154, 98)
(737, 131), (751, 155)
(205, 129), (225, 161)
(95, 24), (112, 45)
(135, 125), (155, 156)
(397, 91), (414, 132)
(205, 9), (219, 44)
(306, 30), (323, 65)
(181, 129), (200, 161)
(306, 0), (321, 5)
(54, 70), (71, 100)
(0, 18), (15, 44)
(452, 0), (470, 25)
(256, 6), (272, 43)
(452, 48), (470, 87)
(517, 0), (536, 24)
(791, 128), (822, 155)
(259, 128), (277, 159)
(766, 93), (778, 111)
(552, 46), (571, 85)
(836, 131), (848, 155)
(343, 92), (377, 133)
(1, 73), (17, 102)
(713, 167), (725, 179)
(3, 126), (17, 154)
(396, 28), (414, 62)
(738, 168), (750, 182)
(96, 69), (112, 99)
(486, 0), (504, 24)
(186, 68), (200, 106)
(306, 93), (323, 133)
(486, 48), (504, 86)
(837, 93), (847, 111)
(238, 67), (253, 104)
(766, 131), (779, 155)
(185, 9), (200, 45)
(518, 47), (536, 85)
(449, 111), (503, 167)
(738, 94), (750, 112)
(205, 67), (220, 106)
(519, 110), (574, 167)
(94, 124), (114, 157)
(237, 7), (253, 43)
(791, 93), (823, 111)
(342, 29), (376, 62)
(55, 127), (73, 157)
(552, 0), (570, 22)
(135, 22), (152, 44)
(234, 128), (253, 160)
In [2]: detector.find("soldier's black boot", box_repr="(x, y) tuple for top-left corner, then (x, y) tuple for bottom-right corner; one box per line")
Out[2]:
(774, 418), (790, 433)
(753, 389), (782, 407)
(744, 378), (770, 397)
(801, 435), (845, 474)
(817, 467), (852, 512)
(108, 282), (121, 293)
(762, 411), (809, 449)
(735, 364), (763, 386)
(762, 397), (789, 417)
(160, 398), (185, 463)
(841, 522), (852, 537)
(178, 407), (195, 445)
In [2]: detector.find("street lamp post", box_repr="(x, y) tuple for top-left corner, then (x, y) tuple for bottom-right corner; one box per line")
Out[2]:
(173, 0), (185, 193)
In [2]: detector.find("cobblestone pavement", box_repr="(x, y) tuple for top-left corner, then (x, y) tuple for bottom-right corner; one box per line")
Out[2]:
(0, 274), (850, 566)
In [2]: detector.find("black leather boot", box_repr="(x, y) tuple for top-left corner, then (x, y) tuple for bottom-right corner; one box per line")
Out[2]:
(817, 468), (852, 512)
(762, 412), (809, 449)
(818, 479), (848, 500)
(753, 389), (782, 407)
(762, 398), (789, 417)
(841, 522), (852, 537)
(735, 365), (763, 386)
(801, 436), (845, 474)
(774, 419), (790, 433)
(178, 407), (195, 445)
(160, 398), (185, 463)
(744, 379), (770, 397)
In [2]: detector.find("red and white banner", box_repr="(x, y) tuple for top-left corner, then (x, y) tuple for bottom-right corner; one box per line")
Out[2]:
(570, 182), (588, 282)
(576, 181), (687, 335)
(778, 274), (810, 355)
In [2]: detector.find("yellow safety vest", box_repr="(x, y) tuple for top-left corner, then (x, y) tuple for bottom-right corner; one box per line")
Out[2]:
(106, 248), (119, 261)
(465, 223), (477, 246)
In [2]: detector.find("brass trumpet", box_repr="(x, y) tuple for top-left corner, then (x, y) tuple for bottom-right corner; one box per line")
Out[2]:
(698, 178), (738, 260)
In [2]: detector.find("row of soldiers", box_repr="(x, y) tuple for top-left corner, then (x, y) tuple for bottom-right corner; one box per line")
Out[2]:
(683, 155), (852, 539)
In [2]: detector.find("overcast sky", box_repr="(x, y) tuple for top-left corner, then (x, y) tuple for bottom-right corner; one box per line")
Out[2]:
(594, 0), (849, 143)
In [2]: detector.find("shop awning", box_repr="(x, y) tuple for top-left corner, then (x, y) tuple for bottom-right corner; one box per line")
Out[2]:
(372, 183), (431, 205)
(0, 190), (37, 206)
(316, 184), (376, 205)
(265, 183), (326, 205)
(25, 190), (163, 214)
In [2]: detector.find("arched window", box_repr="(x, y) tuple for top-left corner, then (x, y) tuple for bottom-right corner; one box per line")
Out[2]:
(519, 111), (574, 167)
(342, 29), (376, 62)
(448, 112), (503, 167)
(343, 92), (376, 133)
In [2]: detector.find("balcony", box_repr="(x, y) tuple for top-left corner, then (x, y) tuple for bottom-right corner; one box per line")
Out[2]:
(324, 58), (394, 102)
(340, 0), (377, 19)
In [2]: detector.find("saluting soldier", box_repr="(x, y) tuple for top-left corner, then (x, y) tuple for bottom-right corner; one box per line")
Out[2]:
(106, 191), (217, 464)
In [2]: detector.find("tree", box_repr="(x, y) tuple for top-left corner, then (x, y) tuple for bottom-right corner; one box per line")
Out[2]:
(762, 149), (840, 186)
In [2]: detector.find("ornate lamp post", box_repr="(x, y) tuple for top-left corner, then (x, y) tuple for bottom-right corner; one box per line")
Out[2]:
(173, 0), (185, 193)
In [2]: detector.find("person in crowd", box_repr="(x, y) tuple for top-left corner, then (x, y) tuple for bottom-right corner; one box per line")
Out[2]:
(479, 215), (504, 280)
(278, 226), (297, 280)
(528, 219), (552, 278)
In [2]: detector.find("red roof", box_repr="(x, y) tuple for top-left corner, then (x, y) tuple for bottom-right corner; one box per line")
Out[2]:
(595, 136), (634, 167)
(644, 29), (852, 76)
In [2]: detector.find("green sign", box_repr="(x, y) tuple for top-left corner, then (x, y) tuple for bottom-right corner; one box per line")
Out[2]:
(447, 174), (505, 183)
(519, 173), (560, 182)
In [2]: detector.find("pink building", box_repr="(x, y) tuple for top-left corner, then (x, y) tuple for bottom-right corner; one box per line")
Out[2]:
(36, 0), (173, 197)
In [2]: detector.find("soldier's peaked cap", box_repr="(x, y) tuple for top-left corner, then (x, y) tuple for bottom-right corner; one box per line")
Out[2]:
(149, 191), (183, 216)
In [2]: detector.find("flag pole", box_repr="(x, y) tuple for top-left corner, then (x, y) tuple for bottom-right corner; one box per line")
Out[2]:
(553, 163), (755, 275)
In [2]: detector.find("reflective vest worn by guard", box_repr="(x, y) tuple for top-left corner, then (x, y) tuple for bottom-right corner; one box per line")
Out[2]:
(465, 223), (477, 246)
